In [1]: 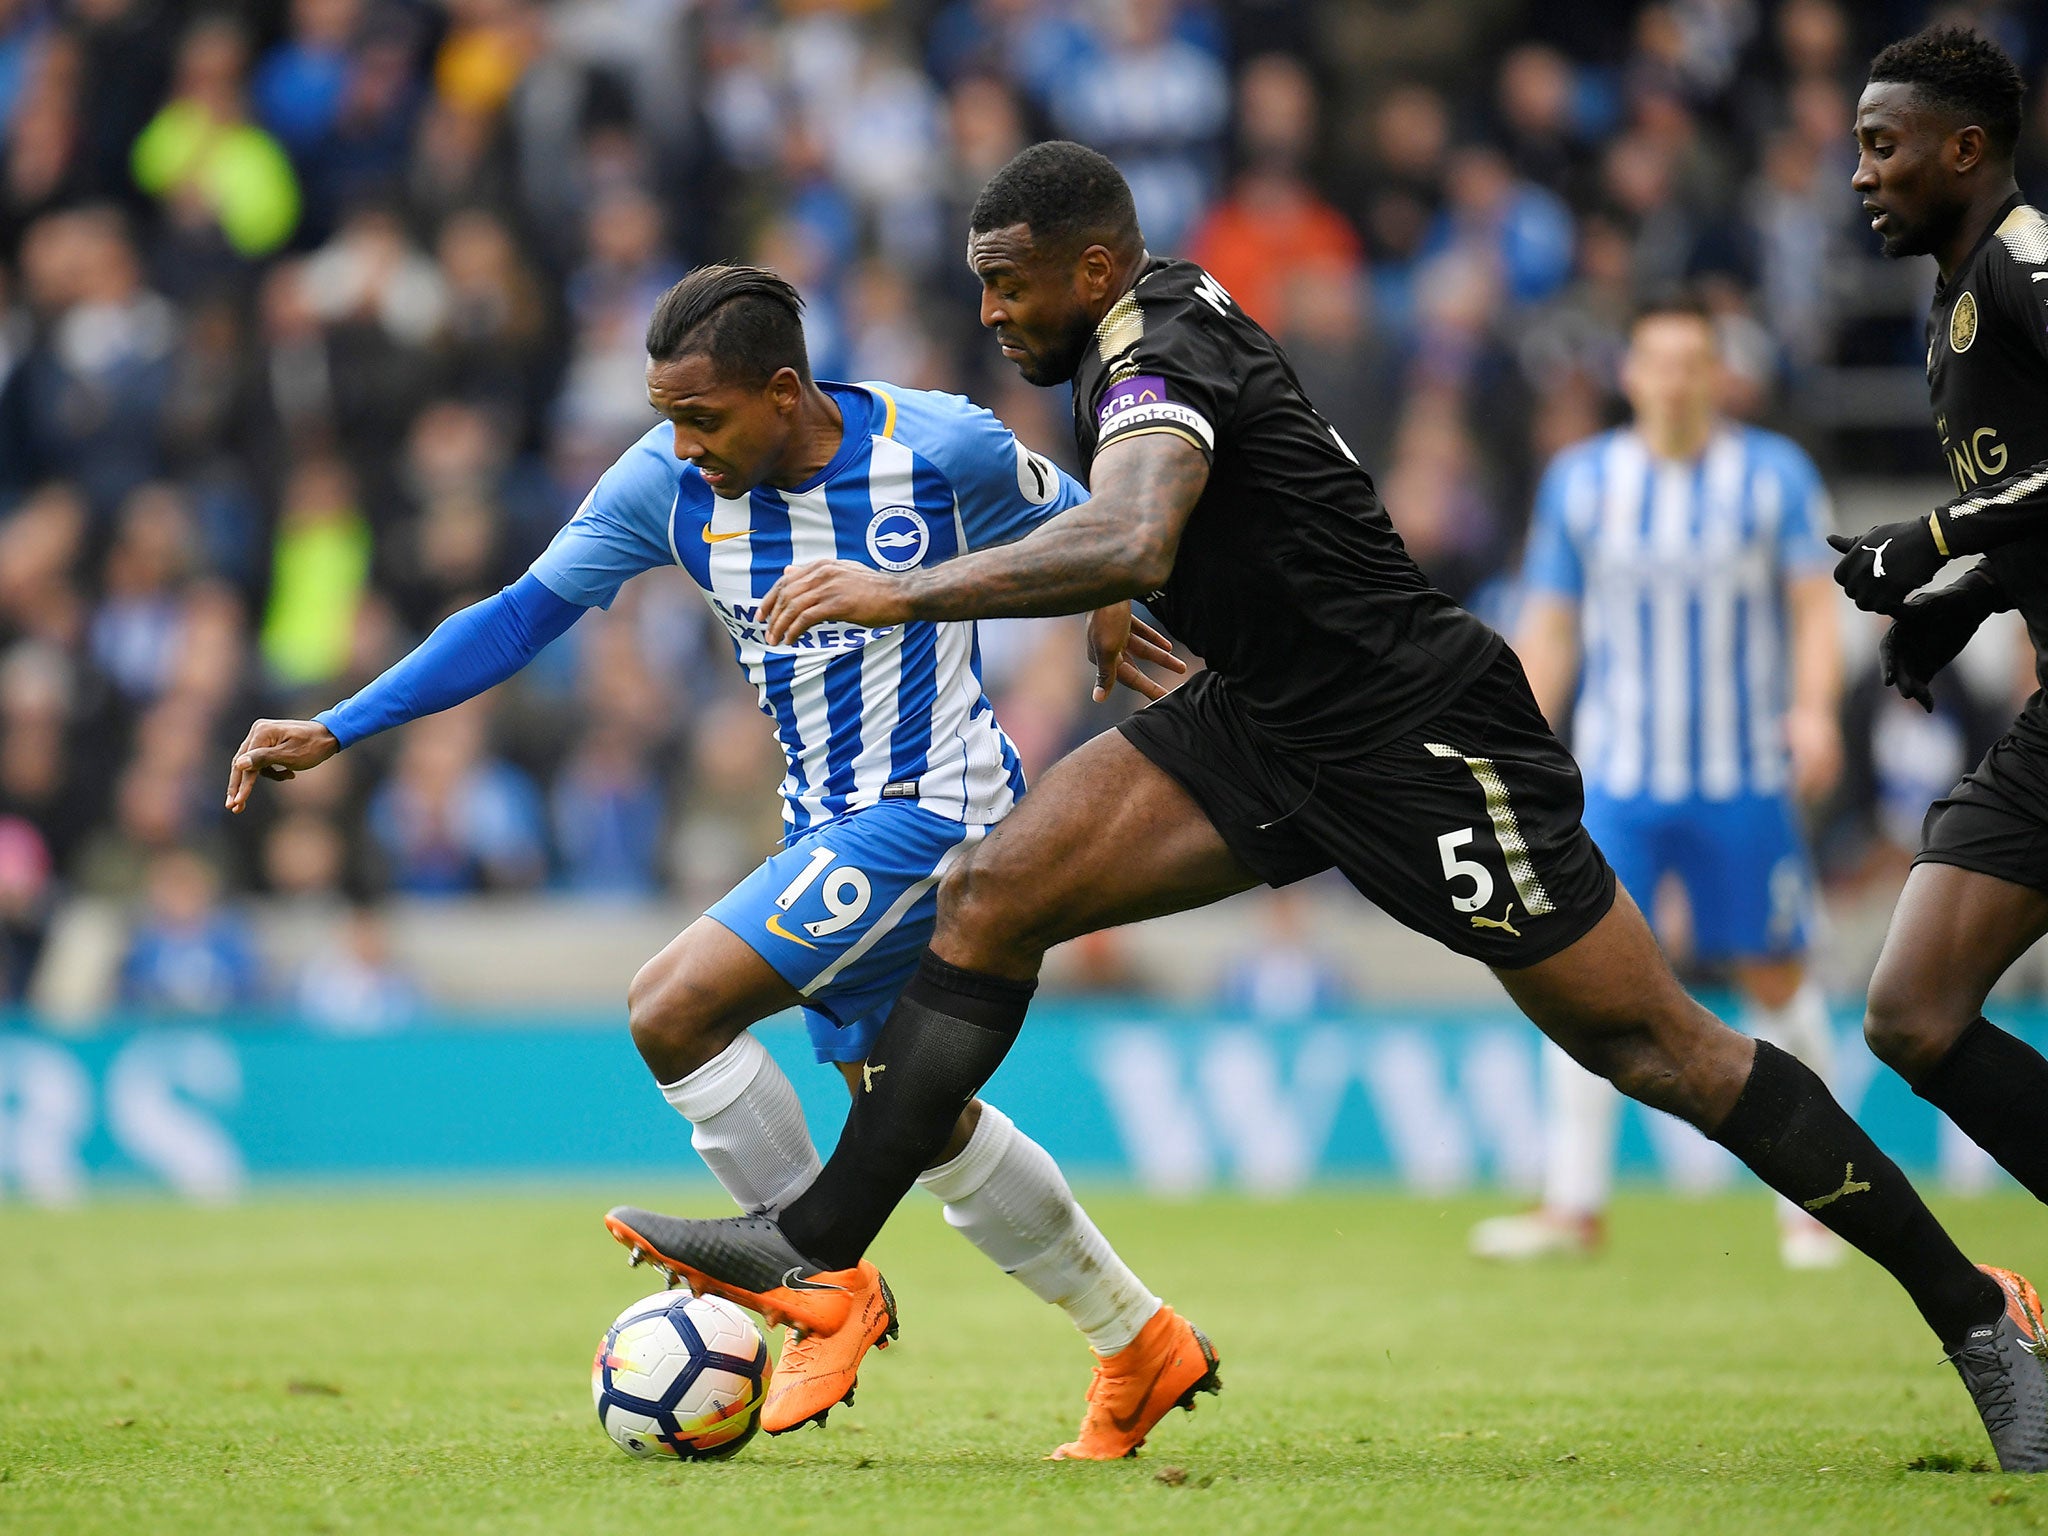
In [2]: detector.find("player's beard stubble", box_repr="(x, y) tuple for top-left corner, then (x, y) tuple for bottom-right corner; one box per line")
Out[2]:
(1001, 318), (1093, 388)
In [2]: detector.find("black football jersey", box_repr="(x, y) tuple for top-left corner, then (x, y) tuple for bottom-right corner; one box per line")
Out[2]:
(1070, 257), (1501, 759)
(1926, 195), (2048, 685)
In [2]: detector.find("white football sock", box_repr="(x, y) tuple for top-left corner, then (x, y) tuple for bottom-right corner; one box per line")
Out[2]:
(918, 1102), (1161, 1356)
(659, 1032), (821, 1215)
(1744, 978), (1834, 1079)
(1743, 978), (1838, 1231)
(1540, 1037), (1621, 1218)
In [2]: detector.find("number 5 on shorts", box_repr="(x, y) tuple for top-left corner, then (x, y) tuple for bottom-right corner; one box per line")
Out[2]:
(1436, 828), (1495, 914)
(1424, 742), (1557, 922)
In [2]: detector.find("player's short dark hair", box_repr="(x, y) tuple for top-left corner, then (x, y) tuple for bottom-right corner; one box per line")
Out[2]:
(644, 264), (811, 387)
(1630, 290), (1716, 333)
(1868, 25), (2026, 158)
(969, 140), (1142, 256)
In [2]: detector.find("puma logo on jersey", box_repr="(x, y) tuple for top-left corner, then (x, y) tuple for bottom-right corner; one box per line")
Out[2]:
(1470, 903), (1521, 938)
(1803, 1163), (1872, 1211)
(1864, 538), (1892, 578)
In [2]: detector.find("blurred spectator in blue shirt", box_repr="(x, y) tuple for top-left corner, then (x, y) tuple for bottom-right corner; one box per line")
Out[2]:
(1435, 144), (1574, 308)
(551, 720), (664, 898)
(90, 483), (197, 704)
(295, 24), (425, 243)
(0, 0), (48, 132)
(1216, 888), (1349, 1022)
(1051, 0), (1228, 253)
(553, 185), (679, 461)
(294, 904), (419, 1033)
(368, 704), (547, 895)
(251, 0), (360, 156)
(926, 0), (1096, 104)
(120, 847), (264, 1014)
(11, 207), (176, 519)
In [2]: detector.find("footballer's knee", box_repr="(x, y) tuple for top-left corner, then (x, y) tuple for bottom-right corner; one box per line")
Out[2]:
(1862, 974), (1972, 1083)
(627, 950), (746, 1081)
(933, 847), (1056, 973)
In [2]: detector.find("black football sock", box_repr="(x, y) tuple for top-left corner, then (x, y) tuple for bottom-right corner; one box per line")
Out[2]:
(780, 951), (1035, 1270)
(1712, 1041), (2002, 1347)
(1914, 1017), (2048, 1205)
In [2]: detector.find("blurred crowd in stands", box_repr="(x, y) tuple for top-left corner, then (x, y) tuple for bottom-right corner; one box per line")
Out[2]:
(0, 0), (2043, 1015)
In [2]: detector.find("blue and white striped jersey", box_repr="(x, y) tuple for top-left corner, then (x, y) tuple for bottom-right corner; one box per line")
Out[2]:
(531, 381), (1085, 836)
(1521, 424), (1834, 803)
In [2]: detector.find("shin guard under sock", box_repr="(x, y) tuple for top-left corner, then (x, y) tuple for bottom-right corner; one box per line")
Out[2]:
(1713, 1041), (2002, 1346)
(781, 952), (1035, 1269)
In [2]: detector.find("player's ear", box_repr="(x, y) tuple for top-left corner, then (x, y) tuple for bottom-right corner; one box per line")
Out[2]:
(1078, 243), (1117, 301)
(766, 366), (803, 411)
(1949, 122), (1988, 177)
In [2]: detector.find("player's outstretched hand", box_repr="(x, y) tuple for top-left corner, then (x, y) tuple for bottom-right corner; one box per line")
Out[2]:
(1827, 520), (1945, 614)
(762, 560), (912, 645)
(225, 718), (339, 813)
(1087, 603), (1187, 703)
(1880, 579), (2003, 712)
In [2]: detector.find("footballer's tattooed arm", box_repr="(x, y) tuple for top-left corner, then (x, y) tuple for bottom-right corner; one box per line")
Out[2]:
(758, 433), (1210, 640)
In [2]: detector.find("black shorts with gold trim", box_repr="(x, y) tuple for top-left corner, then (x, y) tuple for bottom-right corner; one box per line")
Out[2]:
(1118, 648), (1616, 969)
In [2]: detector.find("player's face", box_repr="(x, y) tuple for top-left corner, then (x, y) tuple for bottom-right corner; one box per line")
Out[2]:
(968, 225), (1098, 386)
(1621, 314), (1719, 432)
(646, 353), (801, 495)
(1853, 82), (1965, 259)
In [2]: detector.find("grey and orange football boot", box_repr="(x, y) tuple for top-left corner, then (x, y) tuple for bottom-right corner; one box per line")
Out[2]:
(1951, 1266), (2048, 1473)
(607, 1206), (897, 1434)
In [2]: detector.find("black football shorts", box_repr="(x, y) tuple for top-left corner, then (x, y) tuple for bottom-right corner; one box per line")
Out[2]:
(1118, 648), (1616, 968)
(1917, 696), (2048, 894)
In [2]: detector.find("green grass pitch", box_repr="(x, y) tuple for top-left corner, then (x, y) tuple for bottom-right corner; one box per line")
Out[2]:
(6, 1188), (2048, 1534)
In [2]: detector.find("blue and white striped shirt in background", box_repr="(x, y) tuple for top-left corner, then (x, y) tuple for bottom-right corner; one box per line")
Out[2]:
(1520, 425), (1834, 803)
(531, 381), (1085, 839)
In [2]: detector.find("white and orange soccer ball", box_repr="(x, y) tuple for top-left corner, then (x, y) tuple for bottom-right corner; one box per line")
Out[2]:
(591, 1289), (770, 1460)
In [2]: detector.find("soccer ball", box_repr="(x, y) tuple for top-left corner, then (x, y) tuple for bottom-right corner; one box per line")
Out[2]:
(591, 1289), (770, 1460)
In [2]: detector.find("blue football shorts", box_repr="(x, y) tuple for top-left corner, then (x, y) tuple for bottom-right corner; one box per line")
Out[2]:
(1581, 790), (1813, 961)
(706, 801), (989, 1063)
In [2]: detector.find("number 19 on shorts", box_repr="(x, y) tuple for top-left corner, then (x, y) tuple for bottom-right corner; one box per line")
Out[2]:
(775, 847), (873, 939)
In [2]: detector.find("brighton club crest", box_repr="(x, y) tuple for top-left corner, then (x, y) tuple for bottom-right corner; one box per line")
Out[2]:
(865, 506), (931, 571)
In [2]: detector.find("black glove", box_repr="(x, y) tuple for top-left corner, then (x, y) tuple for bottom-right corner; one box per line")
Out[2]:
(1879, 570), (2004, 711)
(1827, 517), (1947, 613)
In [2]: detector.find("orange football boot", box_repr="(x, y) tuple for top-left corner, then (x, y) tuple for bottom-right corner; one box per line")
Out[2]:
(1983, 1264), (2048, 1345)
(1048, 1305), (1221, 1461)
(604, 1208), (898, 1433)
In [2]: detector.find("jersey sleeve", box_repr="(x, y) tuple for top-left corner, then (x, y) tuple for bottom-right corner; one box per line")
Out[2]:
(1092, 279), (1242, 464)
(910, 394), (1089, 550)
(528, 431), (676, 609)
(1771, 442), (1837, 579)
(314, 574), (583, 749)
(1990, 212), (2048, 368)
(1518, 453), (1585, 600)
